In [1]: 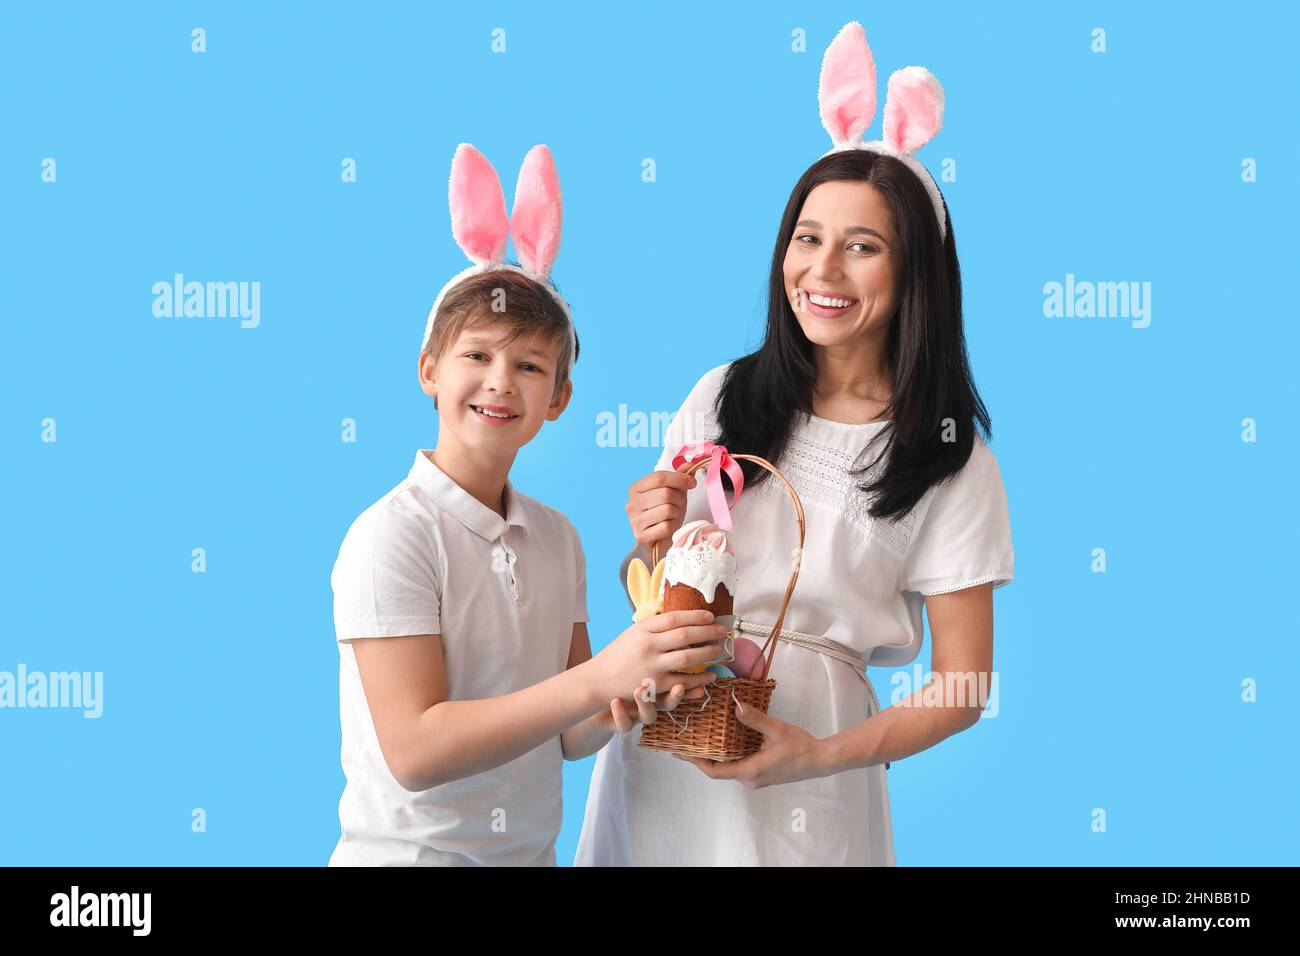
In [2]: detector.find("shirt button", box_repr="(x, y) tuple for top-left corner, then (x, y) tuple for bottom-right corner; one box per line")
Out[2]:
(492, 539), (519, 601)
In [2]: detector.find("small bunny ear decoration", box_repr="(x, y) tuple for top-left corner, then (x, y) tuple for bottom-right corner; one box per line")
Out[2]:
(819, 21), (877, 147)
(448, 143), (509, 266)
(882, 66), (945, 154)
(627, 556), (666, 624)
(510, 145), (563, 280)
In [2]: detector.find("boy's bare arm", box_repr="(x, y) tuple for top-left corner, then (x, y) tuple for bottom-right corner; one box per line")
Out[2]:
(559, 623), (617, 760)
(352, 631), (602, 791)
(352, 614), (723, 791)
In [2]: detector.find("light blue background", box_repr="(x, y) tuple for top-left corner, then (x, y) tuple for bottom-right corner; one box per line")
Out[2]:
(3, 1), (1296, 865)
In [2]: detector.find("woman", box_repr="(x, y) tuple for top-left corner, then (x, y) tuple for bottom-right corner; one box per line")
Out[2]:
(574, 135), (1015, 865)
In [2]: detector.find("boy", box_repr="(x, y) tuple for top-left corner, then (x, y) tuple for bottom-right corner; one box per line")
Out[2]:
(329, 269), (723, 866)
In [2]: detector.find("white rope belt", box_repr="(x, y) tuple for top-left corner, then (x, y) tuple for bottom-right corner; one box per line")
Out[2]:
(733, 616), (890, 771)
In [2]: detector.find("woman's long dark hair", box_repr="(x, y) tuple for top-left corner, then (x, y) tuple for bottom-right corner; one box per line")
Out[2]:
(713, 149), (991, 522)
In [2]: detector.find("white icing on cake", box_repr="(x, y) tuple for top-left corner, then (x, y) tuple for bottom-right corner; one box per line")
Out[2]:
(658, 520), (738, 605)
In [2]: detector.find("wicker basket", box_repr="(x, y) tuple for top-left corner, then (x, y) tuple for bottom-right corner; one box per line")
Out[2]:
(637, 453), (806, 762)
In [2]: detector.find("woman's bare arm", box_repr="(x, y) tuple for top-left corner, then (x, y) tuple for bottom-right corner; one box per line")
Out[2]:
(822, 582), (994, 772)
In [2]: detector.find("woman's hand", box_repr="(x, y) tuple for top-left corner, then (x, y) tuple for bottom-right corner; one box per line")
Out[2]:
(595, 680), (709, 733)
(672, 696), (834, 789)
(627, 470), (696, 551)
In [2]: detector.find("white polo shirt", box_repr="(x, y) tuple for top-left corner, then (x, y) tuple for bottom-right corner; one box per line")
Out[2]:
(329, 449), (587, 866)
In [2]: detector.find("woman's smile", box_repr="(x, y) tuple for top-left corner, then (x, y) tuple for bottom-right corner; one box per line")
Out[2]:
(799, 287), (860, 319)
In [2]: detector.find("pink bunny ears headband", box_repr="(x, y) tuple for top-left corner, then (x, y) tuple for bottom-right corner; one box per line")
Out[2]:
(421, 143), (575, 370)
(818, 21), (948, 240)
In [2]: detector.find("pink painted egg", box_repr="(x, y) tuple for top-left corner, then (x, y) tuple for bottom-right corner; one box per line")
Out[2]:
(729, 637), (765, 680)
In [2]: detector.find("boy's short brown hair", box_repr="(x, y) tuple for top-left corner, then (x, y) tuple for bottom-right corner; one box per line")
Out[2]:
(422, 270), (578, 406)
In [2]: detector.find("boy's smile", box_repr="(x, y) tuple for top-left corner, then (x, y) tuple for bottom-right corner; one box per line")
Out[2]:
(469, 403), (520, 424)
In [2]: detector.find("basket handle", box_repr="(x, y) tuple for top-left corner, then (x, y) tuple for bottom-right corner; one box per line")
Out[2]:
(650, 454), (805, 682)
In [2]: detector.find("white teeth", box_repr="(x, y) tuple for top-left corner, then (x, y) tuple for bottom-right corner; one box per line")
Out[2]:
(808, 293), (854, 309)
(473, 406), (513, 419)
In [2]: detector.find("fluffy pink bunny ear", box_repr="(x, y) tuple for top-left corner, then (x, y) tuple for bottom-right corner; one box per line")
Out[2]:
(510, 145), (562, 280)
(448, 143), (509, 266)
(882, 67), (945, 153)
(819, 21), (877, 146)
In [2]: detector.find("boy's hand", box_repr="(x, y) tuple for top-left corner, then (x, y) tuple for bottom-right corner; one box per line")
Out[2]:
(598, 680), (710, 733)
(588, 609), (725, 705)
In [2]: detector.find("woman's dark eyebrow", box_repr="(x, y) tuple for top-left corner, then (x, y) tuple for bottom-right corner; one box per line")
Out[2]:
(795, 218), (888, 242)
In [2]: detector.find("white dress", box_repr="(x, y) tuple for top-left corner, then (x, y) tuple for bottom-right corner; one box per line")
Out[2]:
(574, 363), (1015, 866)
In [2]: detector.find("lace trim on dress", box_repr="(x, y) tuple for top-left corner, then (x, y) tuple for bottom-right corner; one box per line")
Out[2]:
(917, 573), (1010, 596)
(754, 432), (917, 557)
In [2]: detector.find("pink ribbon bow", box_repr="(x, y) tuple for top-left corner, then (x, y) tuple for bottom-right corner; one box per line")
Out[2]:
(671, 442), (744, 531)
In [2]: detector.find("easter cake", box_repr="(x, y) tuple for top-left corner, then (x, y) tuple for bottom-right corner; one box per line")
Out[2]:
(655, 519), (765, 681)
(659, 520), (736, 630)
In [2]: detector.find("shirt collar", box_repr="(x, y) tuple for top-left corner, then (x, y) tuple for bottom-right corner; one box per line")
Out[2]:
(409, 450), (529, 541)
